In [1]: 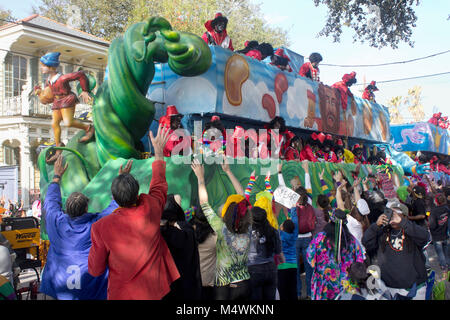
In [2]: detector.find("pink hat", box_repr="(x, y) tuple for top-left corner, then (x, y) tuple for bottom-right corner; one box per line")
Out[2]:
(166, 105), (183, 117)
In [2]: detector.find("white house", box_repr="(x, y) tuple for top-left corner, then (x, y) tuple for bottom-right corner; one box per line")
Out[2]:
(0, 14), (109, 208)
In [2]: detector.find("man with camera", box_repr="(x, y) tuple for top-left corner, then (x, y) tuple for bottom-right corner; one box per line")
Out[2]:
(362, 201), (430, 299)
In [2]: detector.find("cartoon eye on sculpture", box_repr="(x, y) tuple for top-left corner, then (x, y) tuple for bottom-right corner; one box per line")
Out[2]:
(37, 17), (212, 197)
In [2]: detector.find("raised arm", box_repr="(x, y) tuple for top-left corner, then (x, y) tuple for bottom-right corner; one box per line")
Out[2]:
(245, 170), (256, 201)
(147, 123), (171, 210)
(318, 169), (336, 207)
(264, 170), (273, 195)
(192, 160), (224, 232)
(301, 161), (313, 205)
(192, 159), (208, 205)
(353, 178), (362, 202)
(222, 158), (244, 196)
(277, 163), (286, 186)
(336, 181), (347, 210)
(43, 154), (68, 220)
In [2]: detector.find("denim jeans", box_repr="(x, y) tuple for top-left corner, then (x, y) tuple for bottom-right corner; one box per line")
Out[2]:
(277, 267), (297, 301)
(296, 236), (313, 298)
(248, 262), (277, 300)
(433, 240), (450, 268)
(215, 280), (250, 300)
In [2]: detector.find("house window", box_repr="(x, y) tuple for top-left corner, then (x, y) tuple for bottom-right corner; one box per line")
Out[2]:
(4, 53), (28, 97)
(3, 145), (19, 165)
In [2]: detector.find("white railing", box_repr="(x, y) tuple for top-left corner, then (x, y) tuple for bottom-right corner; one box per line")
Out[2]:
(0, 96), (22, 116)
(1, 96), (93, 119)
(29, 96), (53, 117)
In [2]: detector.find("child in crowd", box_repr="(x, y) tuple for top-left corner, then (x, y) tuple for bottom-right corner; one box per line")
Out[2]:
(277, 218), (298, 300)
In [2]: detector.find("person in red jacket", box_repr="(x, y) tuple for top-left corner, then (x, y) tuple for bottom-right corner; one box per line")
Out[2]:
(299, 52), (322, 82)
(300, 141), (318, 162)
(158, 105), (191, 157)
(362, 81), (379, 103)
(352, 144), (366, 164)
(34, 52), (94, 163)
(334, 139), (345, 163)
(284, 136), (302, 161)
(88, 123), (180, 300)
(264, 117), (294, 159)
(332, 72), (357, 111)
(270, 48), (292, 72)
(300, 134), (321, 162)
(202, 13), (234, 51)
(312, 132), (327, 162)
(322, 134), (338, 163)
(245, 43), (274, 61)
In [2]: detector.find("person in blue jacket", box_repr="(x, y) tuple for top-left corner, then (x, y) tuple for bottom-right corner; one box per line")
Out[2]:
(277, 212), (298, 300)
(39, 155), (127, 300)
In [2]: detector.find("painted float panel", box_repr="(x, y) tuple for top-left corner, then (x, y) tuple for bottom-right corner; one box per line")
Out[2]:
(148, 46), (390, 143)
(390, 122), (449, 155)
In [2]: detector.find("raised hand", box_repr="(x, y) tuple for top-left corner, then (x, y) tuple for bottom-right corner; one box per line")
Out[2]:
(79, 91), (92, 104)
(353, 177), (362, 188)
(191, 159), (205, 181)
(53, 154), (68, 178)
(277, 162), (283, 173)
(149, 123), (171, 161)
(221, 157), (231, 174)
(319, 169), (325, 180)
(119, 159), (133, 175)
(337, 180), (347, 190)
(389, 212), (403, 226)
(191, 159), (208, 204)
(301, 160), (309, 173)
(376, 214), (389, 227)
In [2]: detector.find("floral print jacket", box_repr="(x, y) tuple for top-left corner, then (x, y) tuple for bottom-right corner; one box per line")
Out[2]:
(201, 202), (251, 287)
(306, 232), (365, 300)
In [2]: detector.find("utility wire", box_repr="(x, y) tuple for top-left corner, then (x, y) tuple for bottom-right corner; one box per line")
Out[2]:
(4, 17), (450, 69)
(353, 71), (450, 85)
(316, 50), (450, 67)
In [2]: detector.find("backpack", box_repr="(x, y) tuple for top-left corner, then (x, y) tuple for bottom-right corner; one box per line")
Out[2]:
(296, 204), (316, 234)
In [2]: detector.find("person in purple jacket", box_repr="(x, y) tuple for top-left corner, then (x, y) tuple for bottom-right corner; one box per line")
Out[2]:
(40, 155), (126, 300)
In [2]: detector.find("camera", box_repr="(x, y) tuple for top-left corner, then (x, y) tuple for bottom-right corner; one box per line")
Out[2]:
(383, 207), (393, 225)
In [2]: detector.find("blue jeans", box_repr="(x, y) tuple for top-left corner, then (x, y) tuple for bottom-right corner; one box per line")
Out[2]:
(296, 236), (313, 298)
(248, 262), (277, 300)
(433, 240), (450, 268)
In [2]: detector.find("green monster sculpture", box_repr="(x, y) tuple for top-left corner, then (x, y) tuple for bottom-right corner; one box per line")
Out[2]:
(38, 18), (211, 188)
(37, 17), (212, 234)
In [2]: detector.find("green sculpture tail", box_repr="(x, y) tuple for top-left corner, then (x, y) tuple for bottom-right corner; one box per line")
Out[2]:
(93, 17), (212, 166)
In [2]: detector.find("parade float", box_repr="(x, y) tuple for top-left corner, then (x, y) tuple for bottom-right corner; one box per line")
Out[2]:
(37, 16), (427, 238)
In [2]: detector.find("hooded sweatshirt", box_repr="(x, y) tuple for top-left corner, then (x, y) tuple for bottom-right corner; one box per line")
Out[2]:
(362, 218), (429, 289)
(429, 205), (449, 242)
